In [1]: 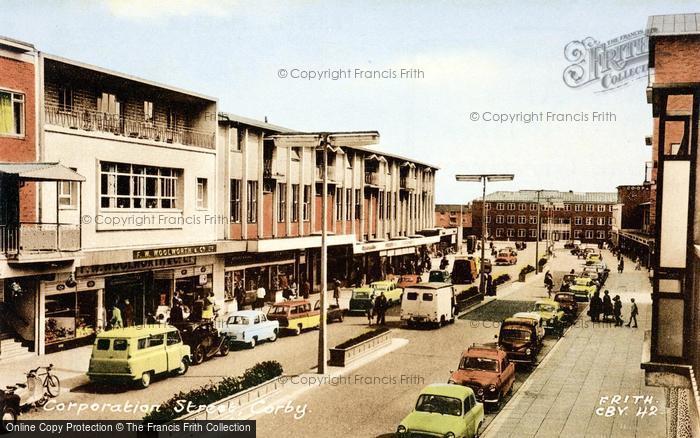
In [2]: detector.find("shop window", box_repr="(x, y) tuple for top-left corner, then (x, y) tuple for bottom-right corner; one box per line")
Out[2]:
(0, 90), (24, 136)
(45, 290), (97, 346)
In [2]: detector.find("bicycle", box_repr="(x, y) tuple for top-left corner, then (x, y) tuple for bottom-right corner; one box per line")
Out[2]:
(37, 364), (61, 399)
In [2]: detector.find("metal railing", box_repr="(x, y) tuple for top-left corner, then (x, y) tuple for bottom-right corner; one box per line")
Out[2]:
(45, 105), (215, 149)
(1, 223), (80, 255)
(364, 171), (379, 186)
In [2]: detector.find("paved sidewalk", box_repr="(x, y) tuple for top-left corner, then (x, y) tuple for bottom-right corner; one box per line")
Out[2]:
(483, 256), (666, 438)
(0, 344), (92, 392)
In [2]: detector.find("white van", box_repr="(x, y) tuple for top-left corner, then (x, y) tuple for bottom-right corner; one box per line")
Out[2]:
(400, 282), (456, 328)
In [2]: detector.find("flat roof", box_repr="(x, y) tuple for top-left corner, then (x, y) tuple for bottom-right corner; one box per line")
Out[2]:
(219, 112), (296, 133)
(482, 190), (618, 204)
(648, 13), (700, 37)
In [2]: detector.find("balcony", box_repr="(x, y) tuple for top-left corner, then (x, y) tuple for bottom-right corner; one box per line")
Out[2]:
(364, 171), (380, 187)
(2, 223), (80, 256)
(264, 158), (285, 180)
(45, 105), (215, 149)
(400, 176), (416, 191)
(315, 165), (337, 182)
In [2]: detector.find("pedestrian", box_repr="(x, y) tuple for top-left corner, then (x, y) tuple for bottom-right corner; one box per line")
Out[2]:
(602, 290), (613, 322)
(544, 271), (554, 297)
(301, 278), (311, 299)
(289, 276), (298, 299)
(255, 285), (266, 310)
(618, 258), (625, 274)
(122, 299), (133, 327)
(589, 290), (602, 322)
(440, 256), (449, 271)
(374, 291), (388, 325)
(613, 295), (623, 326)
(486, 273), (494, 296)
(235, 281), (245, 310)
(109, 302), (123, 329)
(333, 278), (341, 307)
(170, 298), (184, 324)
(626, 298), (638, 328)
(635, 257), (642, 271)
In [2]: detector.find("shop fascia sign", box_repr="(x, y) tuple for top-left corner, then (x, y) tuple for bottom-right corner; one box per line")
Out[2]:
(133, 244), (217, 260)
(76, 257), (196, 277)
(225, 251), (294, 267)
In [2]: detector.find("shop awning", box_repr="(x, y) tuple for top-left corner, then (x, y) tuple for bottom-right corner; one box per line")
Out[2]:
(0, 162), (85, 182)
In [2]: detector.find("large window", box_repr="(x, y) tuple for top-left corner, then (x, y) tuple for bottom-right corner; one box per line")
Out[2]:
(247, 181), (258, 223)
(230, 179), (241, 222)
(0, 91), (24, 136)
(277, 183), (287, 222)
(100, 162), (180, 209)
(303, 185), (311, 221)
(292, 184), (299, 222)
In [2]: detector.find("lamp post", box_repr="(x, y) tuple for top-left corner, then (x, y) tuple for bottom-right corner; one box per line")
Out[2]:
(456, 174), (514, 294)
(269, 131), (379, 374)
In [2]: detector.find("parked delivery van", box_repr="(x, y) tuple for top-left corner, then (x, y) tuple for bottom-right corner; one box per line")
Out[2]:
(400, 283), (456, 328)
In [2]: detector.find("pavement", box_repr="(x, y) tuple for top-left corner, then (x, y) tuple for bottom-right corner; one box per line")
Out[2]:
(482, 250), (666, 438)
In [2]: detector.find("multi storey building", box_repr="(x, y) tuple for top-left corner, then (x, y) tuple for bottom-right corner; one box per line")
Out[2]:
(641, 13), (700, 436)
(0, 39), (438, 358)
(472, 190), (617, 243)
(610, 184), (654, 267)
(434, 204), (472, 233)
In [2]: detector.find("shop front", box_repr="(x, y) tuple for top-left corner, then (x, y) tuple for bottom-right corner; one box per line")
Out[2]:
(224, 251), (298, 306)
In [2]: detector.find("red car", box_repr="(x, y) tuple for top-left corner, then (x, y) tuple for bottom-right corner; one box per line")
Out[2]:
(448, 345), (515, 409)
(495, 250), (517, 266)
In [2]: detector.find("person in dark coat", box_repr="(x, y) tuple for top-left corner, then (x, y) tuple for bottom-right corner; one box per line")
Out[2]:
(374, 292), (388, 325)
(626, 298), (638, 328)
(301, 280), (311, 299)
(169, 298), (184, 324)
(602, 290), (613, 322)
(589, 290), (603, 322)
(618, 258), (625, 274)
(486, 273), (494, 296)
(613, 295), (623, 326)
(122, 299), (134, 327)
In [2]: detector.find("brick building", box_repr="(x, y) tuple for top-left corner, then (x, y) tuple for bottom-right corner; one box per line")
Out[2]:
(472, 190), (617, 243)
(610, 184), (653, 266)
(434, 204), (472, 234)
(641, 13), (700, 437)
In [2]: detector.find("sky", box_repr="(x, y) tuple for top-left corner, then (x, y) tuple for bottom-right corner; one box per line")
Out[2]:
(0, 0), (693, 203)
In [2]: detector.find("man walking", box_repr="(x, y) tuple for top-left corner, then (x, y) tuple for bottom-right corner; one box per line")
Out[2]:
(626, 298), (638, 328)
(602, 290), (613, 322)
(618, 258), (625, 274)
(613, 295), (623, 327)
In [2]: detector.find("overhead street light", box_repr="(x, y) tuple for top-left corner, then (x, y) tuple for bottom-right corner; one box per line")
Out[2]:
(455, 173), (514, 294)
(269, 130), (379, 375)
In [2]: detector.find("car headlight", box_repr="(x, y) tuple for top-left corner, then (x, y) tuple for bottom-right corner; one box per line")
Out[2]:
(526, 348), (532, 355)
(477, 388), (484, 395)
(445, 432), (455, 438)
(396, 425), (406, 433)
(489, 384), (497, 391)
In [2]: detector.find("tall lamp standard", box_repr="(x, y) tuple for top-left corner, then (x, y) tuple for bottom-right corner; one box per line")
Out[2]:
(455, 174), (514, 293)
(269, 131), (379, 374)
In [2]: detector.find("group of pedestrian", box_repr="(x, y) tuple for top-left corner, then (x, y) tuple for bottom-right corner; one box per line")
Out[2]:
(588, 289), (637, 327)
(367, 291), (388, 326)
(108, 297), (133, 329)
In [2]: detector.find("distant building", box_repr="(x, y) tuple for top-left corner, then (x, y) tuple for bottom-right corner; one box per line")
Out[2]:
(434, 204), (472, 235)
(610, 184), (653, 266)
(472, 190), (617, 243)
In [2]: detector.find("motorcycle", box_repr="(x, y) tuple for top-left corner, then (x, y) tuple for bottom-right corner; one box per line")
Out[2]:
(1, 365), (60, 433)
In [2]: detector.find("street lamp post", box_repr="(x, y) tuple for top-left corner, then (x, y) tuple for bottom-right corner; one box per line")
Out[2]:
(456, 174), (514, 294)
(269, 131), (379, 374)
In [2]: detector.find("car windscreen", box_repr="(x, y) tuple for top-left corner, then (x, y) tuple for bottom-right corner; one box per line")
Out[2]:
(500, 327), (531, 341)
(534, 304), (555, 312)
(227, 316), (250, 325)
(352, 291), (370, 299)
(429, 273), (443, 282)
(415, 394), (462, 416)
(460, 356), (498, 372)
(555, 295), (573, 302)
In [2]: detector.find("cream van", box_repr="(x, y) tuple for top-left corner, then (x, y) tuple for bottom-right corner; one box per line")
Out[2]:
(400, 283), (456, 328)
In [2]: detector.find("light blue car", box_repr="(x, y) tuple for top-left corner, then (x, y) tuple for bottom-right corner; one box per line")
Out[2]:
(220, 310), (279, 348)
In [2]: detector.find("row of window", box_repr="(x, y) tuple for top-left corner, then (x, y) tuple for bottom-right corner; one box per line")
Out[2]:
(493, 228), (610, 239)
(487, 202), (613, 212)
(486, 215), (613, 226)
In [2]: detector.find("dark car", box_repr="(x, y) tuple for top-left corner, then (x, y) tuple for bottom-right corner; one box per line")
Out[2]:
(559, 274), (577, 292)
(315, 301), (344, 323)
(554, 292), (578, 322)
(452, 257), (477, 285)
(498, 317), (540, 366)
(429, 270), (452, 284)
(173, 320), (229, 365)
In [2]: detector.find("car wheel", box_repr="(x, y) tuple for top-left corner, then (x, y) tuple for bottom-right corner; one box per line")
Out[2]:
(440, 315), (446, 327)
(192, 345), (205, 365)
(269, 329), (278, 342)
(294, 325), (302, 336)
(1, 405), (18, 433)
(219, 341), (230, 357)
(174, 357), (189, 376)
(139, 372), (152, 389)
(249, 337), (257, 349)
(474, 421), (483, 438)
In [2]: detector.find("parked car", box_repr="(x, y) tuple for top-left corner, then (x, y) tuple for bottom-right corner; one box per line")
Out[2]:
(172, 320), (230, 365)
(401, 283), (456, 327)
(554, 292), (578, 322)
(371, 280), (403, 305)
(448, 345), (515, 409)
(396, 384), (484, 438)
(428, 269), (452, 283)
(348, 287), (375, 314)
(531, 299), (565, 336)
(220, 310), (279, 348)
(498, 317), (539, 366)
(87, 326), (190, 389)
(512, 312), (545, 347)
(452, 256), (479, 285)
(495, 250), (517, 266)
(570, 276), (597, 301)
(314, 301), (344, 323)
(397, 274), (422, 289)
(266, 299), (320, 335)
(586, 252), (602, 263)
(559, 274), (577, 292)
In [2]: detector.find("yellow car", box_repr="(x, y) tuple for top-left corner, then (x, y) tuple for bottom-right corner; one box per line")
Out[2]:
(371, 281), (403, 305)
(266, 299), (321, 335)
(569, 277), (597, 302)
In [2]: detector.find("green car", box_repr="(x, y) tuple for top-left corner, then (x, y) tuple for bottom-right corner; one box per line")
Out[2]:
(87, 325), (190, 388)
(397, 384), (484, 438)
(370, 280), (403, 305)
(531, 299), (566, 335)
(349, 287), (375, 314)
(569, 277), (597, 302)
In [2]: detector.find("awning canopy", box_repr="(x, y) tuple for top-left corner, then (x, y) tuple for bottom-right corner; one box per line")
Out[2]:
(0, 162), (86, 182)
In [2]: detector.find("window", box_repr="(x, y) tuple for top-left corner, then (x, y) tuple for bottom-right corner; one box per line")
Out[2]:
(507, 229), (515, 237)
(0, 91), (24, 136)
(496, 203), (504, 210)
(230, 179), (241, 222)
(518, 215), (526, 224)
(519, 203), (526, 211)
(100, 162), (180, 209)
(143, 101), (154, 123)
(565, 204), (571, 211)
(609, 205), (614, 212)
(530, 203), (537, 211)
(575, 204), (582, 212)
(335, 187), (342, 221)
(597, 230), (606, 239)
(235, 128), (245, 151)
(485, 215), (491, 224)
(96, 339), (110, 350)
(196, 178), (208, 209)
(575, 217), (582, 225)
(383, 191), (389, 220)
(346, 189), (352, 221)
(496, 215), (504, 224)
(355, 189), (361, 219)
(507, 203), (515, 210)
(586, 204), (594, 212)
(529, 229), (537, 238)
(518, 229), (526, 237)
(278, 183), (287, 222)
(147, 334), (164, 347)
(97, 92), (120, 115)
(167, 331), (181, 346)
(303, 185), (311, 221)
(597, 205), (606, 212)
(597, 217), (605, 226)
(529, 216), (537, 224)
(292, 184), (299, 222)
(496, 229), (503, 237)
(422, 293), (434, 302)
(507, 215), (515, 224)
(608, 217), (613, 226)
(585, 230), (594, 239)
(113, 339), (128, 351)
(58, 87), (73, 112)
(378, 191), (384, 219)
(167, 109), (178, 129)
(574, 230), (582, 239)
(485, 203), (491, 210)
(247, 181), (258, 223)
(58, 179), (78, 209)
(586, 217), (594, 225)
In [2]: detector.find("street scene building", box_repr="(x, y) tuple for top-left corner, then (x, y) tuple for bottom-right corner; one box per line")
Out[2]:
(472, 190), (617, 243)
